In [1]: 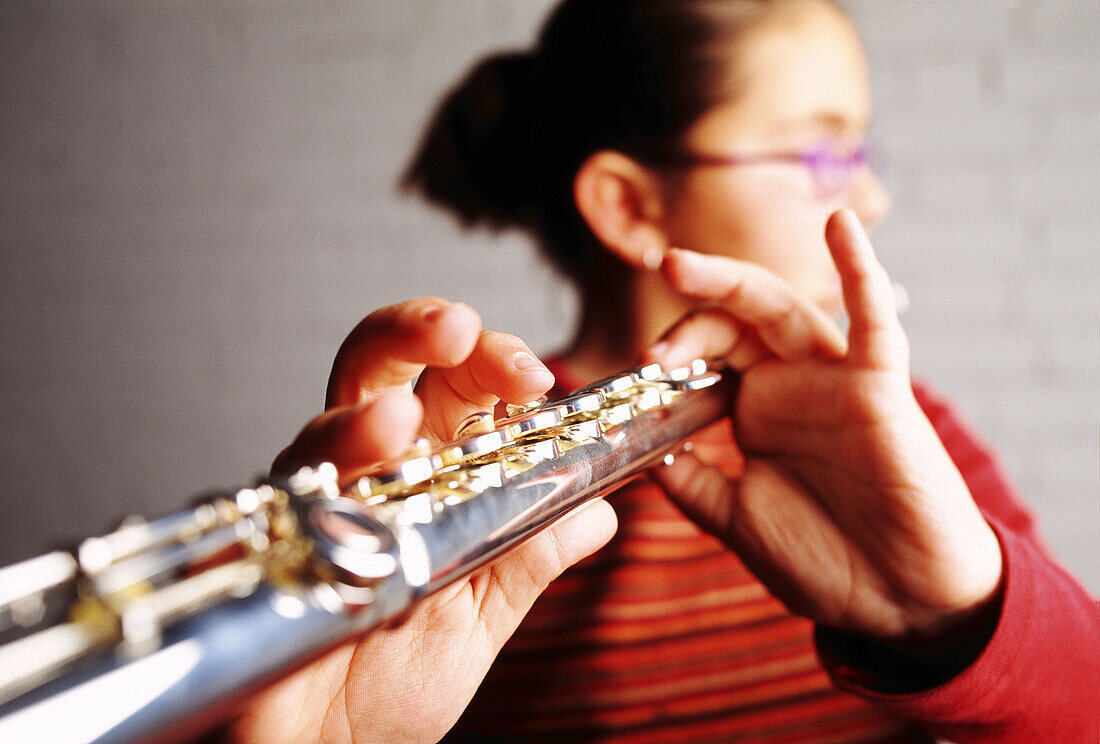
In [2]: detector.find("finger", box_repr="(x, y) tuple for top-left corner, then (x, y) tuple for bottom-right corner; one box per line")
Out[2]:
(662, 249), (847, 360)
(643, 307), (772, 372)
(657, 455), (843, 622)
(470, 498), (618, 649)
(272, 387), (423, 484)
(825, 209), (908, 369)
(650, 451), (741, 538)
(416, 331), (555, 442)
(326, 298), (482, 408)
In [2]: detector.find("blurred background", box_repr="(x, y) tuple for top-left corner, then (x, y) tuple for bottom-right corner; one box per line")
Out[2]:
(0, 1), (1096, 592)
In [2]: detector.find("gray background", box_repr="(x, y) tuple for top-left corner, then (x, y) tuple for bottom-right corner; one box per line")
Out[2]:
(0, 1), (1096, 592)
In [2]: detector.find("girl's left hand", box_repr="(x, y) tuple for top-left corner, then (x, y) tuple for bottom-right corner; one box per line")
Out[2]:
(645, 209), (1003, 663)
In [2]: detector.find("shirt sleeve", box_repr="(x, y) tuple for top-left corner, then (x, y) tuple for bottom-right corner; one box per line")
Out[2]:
(815, 382), (1100, 742)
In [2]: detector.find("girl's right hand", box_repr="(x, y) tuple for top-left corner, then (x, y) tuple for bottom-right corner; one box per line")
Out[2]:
(232, 298), (618, 744)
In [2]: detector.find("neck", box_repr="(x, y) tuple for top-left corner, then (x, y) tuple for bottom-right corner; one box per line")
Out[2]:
(561, 256), (695, 384)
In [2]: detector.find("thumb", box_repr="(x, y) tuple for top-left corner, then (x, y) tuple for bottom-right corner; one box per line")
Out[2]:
(473, 499), (617, 646)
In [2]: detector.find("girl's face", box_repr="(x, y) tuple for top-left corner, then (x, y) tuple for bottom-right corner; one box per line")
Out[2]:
(659, 0), (890, 317)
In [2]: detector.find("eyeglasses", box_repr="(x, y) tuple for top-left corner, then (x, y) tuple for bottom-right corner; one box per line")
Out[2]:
(648, 138), (877, 199)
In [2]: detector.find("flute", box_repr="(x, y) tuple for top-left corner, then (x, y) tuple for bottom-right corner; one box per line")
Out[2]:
(0, 360), (731, 744)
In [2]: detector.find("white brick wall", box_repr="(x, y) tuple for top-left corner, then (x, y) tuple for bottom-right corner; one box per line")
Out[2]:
(0, 1), (1095, 591)
(847, 0), (1100, 590)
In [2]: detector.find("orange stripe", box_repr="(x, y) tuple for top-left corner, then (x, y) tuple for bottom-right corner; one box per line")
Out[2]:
(548, 552), (751, 588)
(507, 596), (792, 647)
(550, 583), (771, 622)
(601, 539), (731, 561)
(542, 563), (757, 599)
(614, 517), (713, 539)
(495, 617), (813, 675)
(490, 649), (823, 714)
(487, 635), (813, 688)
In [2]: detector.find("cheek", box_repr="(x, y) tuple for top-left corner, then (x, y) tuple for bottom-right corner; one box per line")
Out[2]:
(666, 172), (836, 295)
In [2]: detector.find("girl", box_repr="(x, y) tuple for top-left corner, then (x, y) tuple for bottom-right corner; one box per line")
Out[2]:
(233, 1), (1098, 742)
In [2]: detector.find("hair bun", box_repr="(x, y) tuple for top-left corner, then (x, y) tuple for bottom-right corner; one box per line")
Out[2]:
(403, 50), (540, 231)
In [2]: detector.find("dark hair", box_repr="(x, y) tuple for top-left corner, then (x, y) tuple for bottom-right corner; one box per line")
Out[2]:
(403, 0), (773, 279)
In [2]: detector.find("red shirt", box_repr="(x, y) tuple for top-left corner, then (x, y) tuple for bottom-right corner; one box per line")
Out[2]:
(445, 365), (1099, 743)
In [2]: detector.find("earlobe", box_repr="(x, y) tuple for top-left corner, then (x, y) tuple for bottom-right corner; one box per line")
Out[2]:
(573, 151), (669, 271)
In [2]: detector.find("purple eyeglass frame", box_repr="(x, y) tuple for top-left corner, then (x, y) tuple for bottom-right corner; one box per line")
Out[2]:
(650, 138), (876, 197)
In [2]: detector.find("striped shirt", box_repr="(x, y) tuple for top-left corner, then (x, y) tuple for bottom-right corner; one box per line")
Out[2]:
(444, 367), (1020, 743)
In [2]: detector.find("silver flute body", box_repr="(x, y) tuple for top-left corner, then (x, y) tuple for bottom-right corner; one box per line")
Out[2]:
(0, 362), (729, 744)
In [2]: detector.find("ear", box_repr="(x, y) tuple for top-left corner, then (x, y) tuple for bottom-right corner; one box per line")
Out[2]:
(573, 151), (669, 270)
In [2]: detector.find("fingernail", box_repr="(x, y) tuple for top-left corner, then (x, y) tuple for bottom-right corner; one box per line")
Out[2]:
(647, 340), (670, 359)
(670, 247), (706, 267)
(642, 244), (665, 271)
(512, 351), (546, 372)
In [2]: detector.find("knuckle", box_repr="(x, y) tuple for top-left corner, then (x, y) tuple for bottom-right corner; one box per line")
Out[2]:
(763, 298), (799, 330)
(476, 329), (529, 360)
(719, 275), (749, 308)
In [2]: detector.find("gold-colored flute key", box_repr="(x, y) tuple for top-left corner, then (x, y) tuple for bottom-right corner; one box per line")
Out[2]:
(599, 399), (635, 427)
(548, 390), (607, 443)
(498, 406), (564, 439)
(354, 455), (436, 502)
(501, 435), (562, 466)
(434, 429), (510, 468)
(629, 383), (664, 413)
(433, 460), (507, 506)
(504, 396), (547, 416)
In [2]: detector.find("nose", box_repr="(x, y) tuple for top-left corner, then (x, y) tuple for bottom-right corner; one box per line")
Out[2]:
(847, 168), (890, 229)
